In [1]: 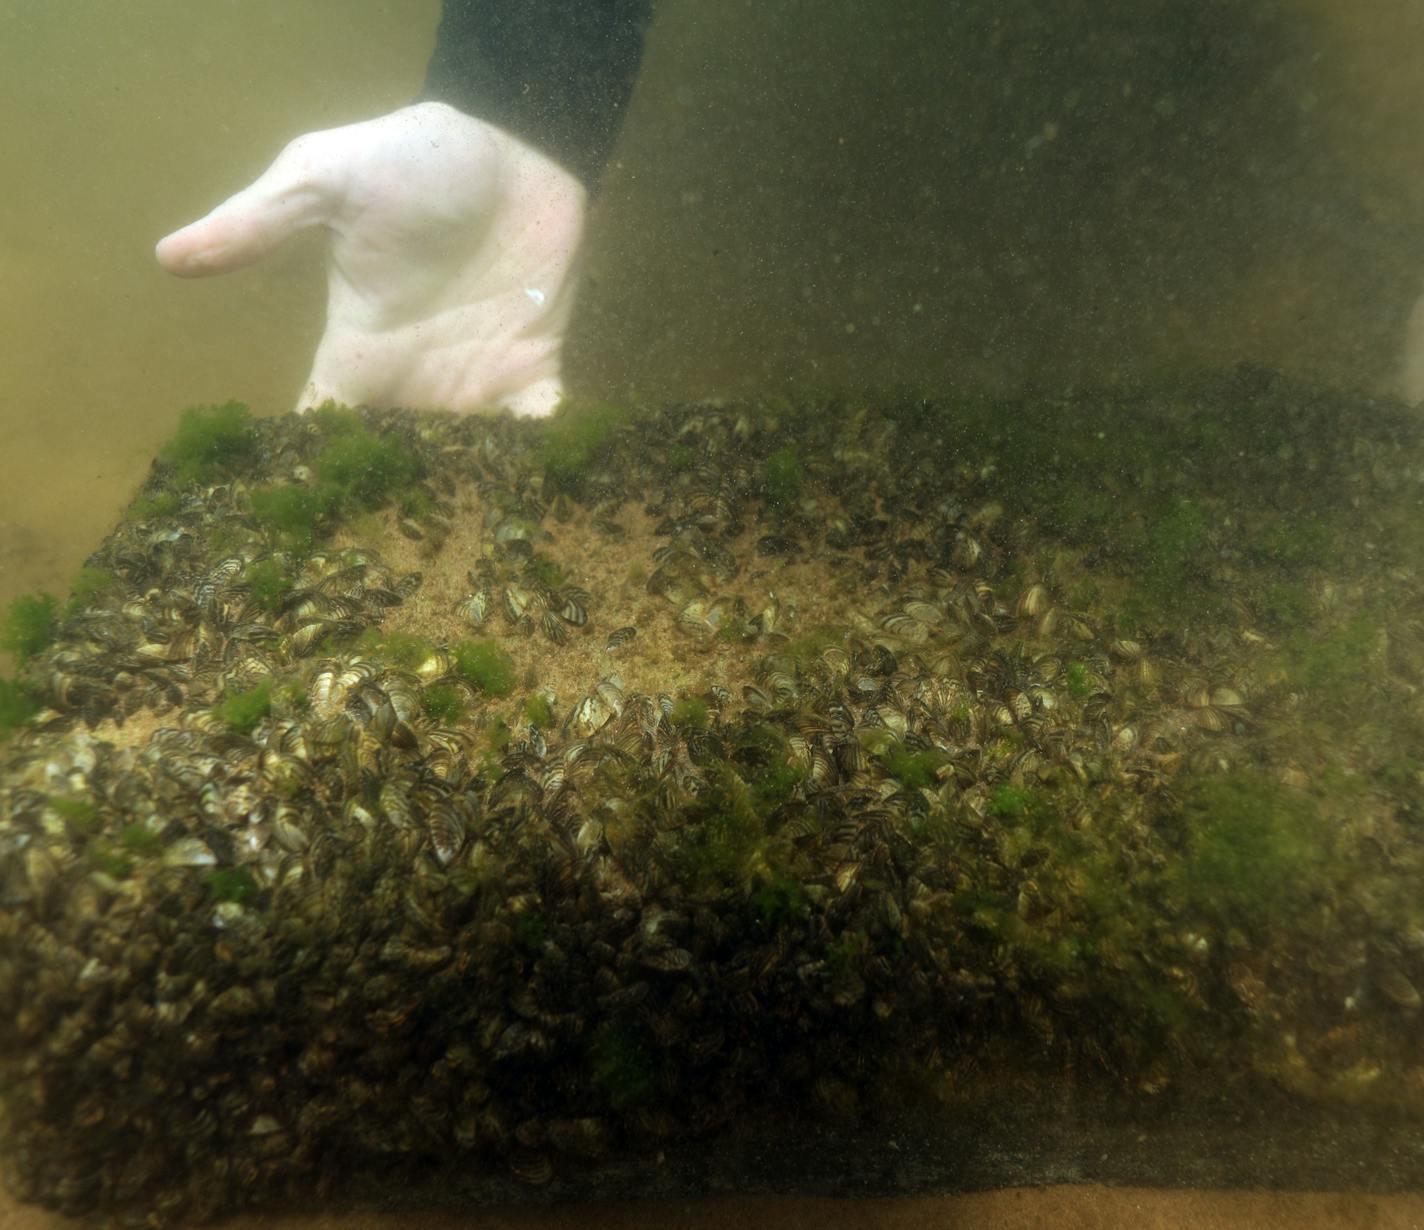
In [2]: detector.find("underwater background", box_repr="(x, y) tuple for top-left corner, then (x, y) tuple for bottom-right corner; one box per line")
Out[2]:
(7, 3), (1424, 1227)
(5, 0), (1424, 636)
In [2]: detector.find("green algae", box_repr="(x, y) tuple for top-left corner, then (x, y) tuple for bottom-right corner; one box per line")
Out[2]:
(1172, 772), (1335, 933)
(64, 568), (118, 616)
(782, 626), (843, 668)
(750, 870), (811, 931)
(734, 725), (805, 808)
(204, 868), (260, 907)
(1259, 580), (1311, 631)
(159, 401), (259, 487)
(1249, 514), (1334, 570)
(766, 369), (1394, 636)
(243, 558), (295, 616)
(359, 629), (437, 673)
(1285, 614), (1378, 695)
(453, 639), (515, 697)
(314, 411), (422, 508)
(988, 785), (1039, 820)
(249, 411), (424, 547)
(526, 553), (565, 590)
(480, 717), (513, 777)
(423, 683), (468, 725)
(47, 795), (101, 835)
(761, 447), (804, 510)
(539, 402), (630, 488)
(587, 1024), (654, 1111)
(1, 592), (58, 661)
(878, 741), (943, 790)
(674, 767), (771, 888)
(131, 490), (183, 521)
(249, 484), (334, 549)
(522, 693), (555, 730)
(118, 824), (163, 858)
(1138, 497), (1210, 599)
(1064, 661), (1093, 700)
(513, 911), (547, 956)
(0, 678), (40, 742)
(666, 442), (698, 472)
(397, 487), (436, 520)
(669, 696), (710, 730)
(89, 847), (135, 880)
(218, 681), (273, 735)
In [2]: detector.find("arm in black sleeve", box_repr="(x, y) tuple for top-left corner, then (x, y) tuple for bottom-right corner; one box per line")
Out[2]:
(422, 0), (653, 193)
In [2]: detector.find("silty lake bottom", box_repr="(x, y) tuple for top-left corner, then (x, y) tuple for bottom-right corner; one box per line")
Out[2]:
(4, 371), (1424, 1224)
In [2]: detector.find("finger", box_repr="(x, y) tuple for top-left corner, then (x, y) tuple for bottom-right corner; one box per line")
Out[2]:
(155, 133), (339, 277)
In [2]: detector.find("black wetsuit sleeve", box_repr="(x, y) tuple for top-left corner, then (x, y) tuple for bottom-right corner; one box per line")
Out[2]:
(421, 0), (653, 193)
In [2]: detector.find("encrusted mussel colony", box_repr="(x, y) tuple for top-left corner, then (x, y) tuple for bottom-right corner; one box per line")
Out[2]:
(5, 370), (1424, 1223)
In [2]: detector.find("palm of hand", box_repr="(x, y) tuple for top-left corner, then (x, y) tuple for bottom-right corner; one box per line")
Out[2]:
(156, 102), (586, 417)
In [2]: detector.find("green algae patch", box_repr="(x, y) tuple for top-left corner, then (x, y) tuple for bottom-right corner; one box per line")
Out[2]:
(47, 795), (101, 835)
(2, 593), (58, 662)
(513, 910), (547, 957)
(453, 639), (515, 697)
(522, 693), (555, 730)
(1172, 773), (1335, 933)
(88, 846), (135, 880)
(423, 683), (468, 725)
(314, 414), (422, 509)
(1064, 661), (1094, 699)
(244, 558), (296, 616)
(783, 626), (843, 668)
(750, 869), (811, 932)
(131, 490), (183, 521)
(118, 824), (163, 858)
(1284, 614), (1378, 696)
(1248, 514), (1334, 570)
(540, 402), (630, 488)
(249, 410), (424, 547)
(218, 682), (273, 735)
(587, 1024), (655, 1111)
(64, 568), (118, 616)
(669, 762), (799, 895)
(160, 401), (259, 487)
(527, 553), (565, 590)
(666, 442), (698, 472)
(761, 447), (804, 510)
(250, 484), (335, 549)
(732, 725), (805, 809)
(1258, 580), (1311, 631)
(204, 868), (260, 907)
(360, 629), (437, 673)
(1138, 497), (1210, 597)
(0, 679), (40, 741)
(878, 741), (943, 790)
(989, 785), (1039, 820)
(669, 696), (710, 730)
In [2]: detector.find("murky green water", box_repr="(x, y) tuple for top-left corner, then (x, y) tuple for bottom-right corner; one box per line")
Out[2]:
(0, 1), (436, 621)
(5, 2), (1424, 1223)
(5, 0), (1424, 618)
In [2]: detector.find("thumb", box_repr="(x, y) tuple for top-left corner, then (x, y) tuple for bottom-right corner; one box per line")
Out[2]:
(156, 132), (340, 277)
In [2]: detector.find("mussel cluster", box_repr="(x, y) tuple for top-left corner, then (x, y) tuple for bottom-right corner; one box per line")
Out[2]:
(5, 373), (1424, 1224)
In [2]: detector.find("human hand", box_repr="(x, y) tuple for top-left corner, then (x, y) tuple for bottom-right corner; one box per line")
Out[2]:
(156, 102), (586, 417)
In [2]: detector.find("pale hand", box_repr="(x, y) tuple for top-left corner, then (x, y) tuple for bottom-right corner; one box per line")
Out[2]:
(156, 102), (586, 418)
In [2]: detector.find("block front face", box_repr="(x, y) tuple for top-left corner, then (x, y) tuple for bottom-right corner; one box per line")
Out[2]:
(5, 381), (1424, 1221)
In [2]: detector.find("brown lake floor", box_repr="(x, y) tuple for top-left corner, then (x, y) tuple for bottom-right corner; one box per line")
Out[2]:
(6, 1188), (1424, 1230)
